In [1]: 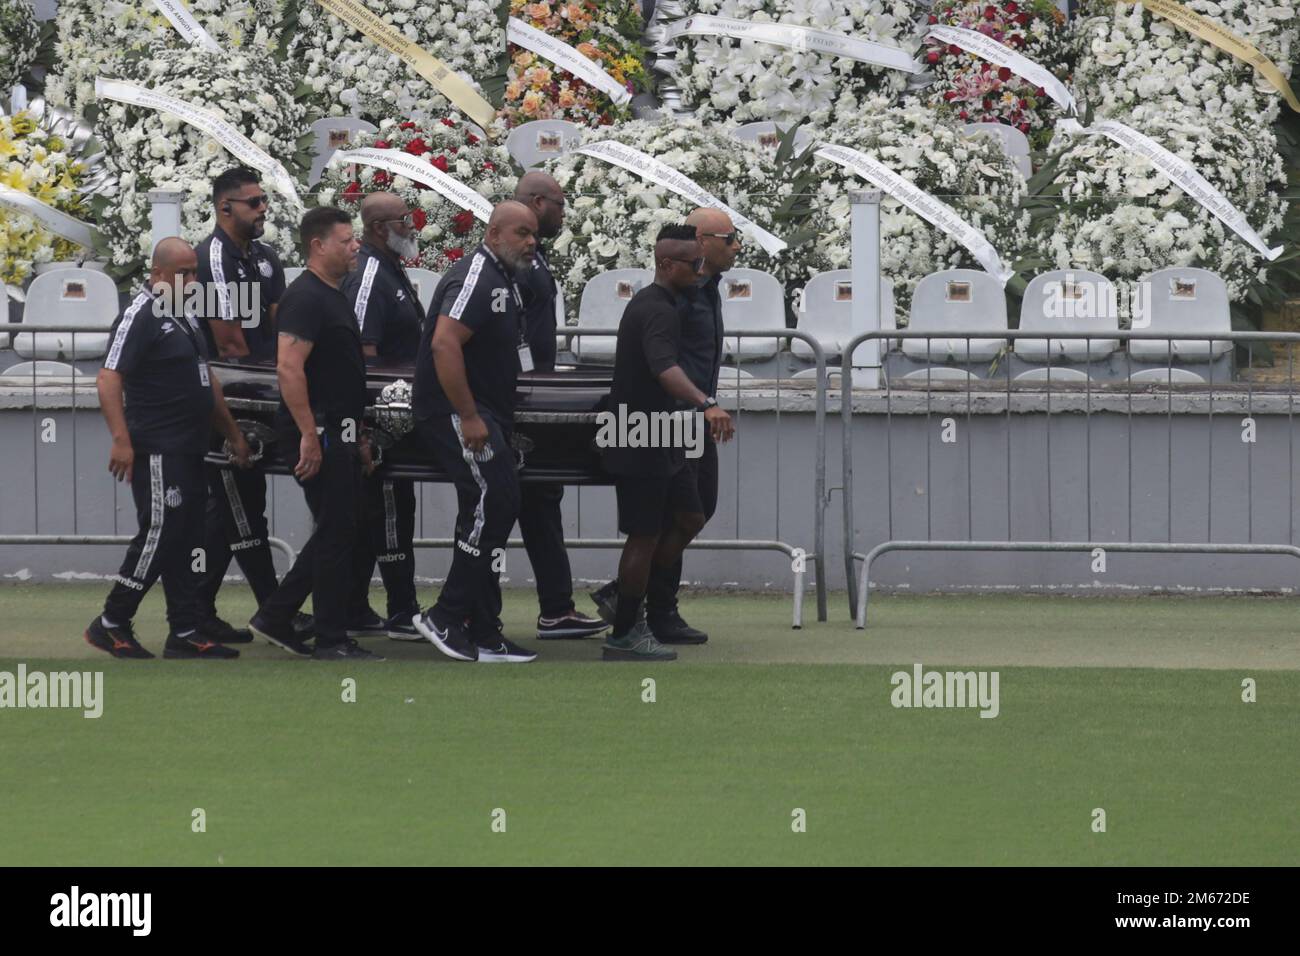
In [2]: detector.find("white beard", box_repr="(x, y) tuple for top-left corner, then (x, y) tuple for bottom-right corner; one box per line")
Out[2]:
(386, 230), (419, 260)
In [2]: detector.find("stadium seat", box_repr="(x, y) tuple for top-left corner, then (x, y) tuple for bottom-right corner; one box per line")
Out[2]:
(1128, 367), (1209, 384)
(720, 269), (784, 361)
(899, 367), (978, 383)
(1, 281), (12, 350)
(406, 267), (442, 316)
(1128, 268), (1232, 362)
(309, 115), (379, 185)
(1014, 366), (1092, 383)
(791, 270), (897, 366)
(283, 267), (304, 287)
(902, 269), (1008, 363)
(0, 360), (93, 384)
(575, 268), (653, 361)
(1017, 270), (1121, 363)
(506, 120), (583, 170)
(730, 121), (814, 157)
(960, 123), (1032, 178)
(716, 365), (755, 384)
(11, 268), (118, 361)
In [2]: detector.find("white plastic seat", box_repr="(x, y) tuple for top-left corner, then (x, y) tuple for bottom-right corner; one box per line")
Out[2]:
(720, 269), (784, 361)
(1127, 268), (1232, 362)
(1, 281), (12, 350)
(730, 121), (813, 157)
(715, 365), (755, 384)
(406, 267), (442, 316)
(1017, 270), (1121, 362)
(899, 367), (977, 383)
(575, 268), (653, 361)
(902, 269), (1008, 362)
(309, 115), (379, 185)
(12, 268), (119, 360)
(0, 360), (93, 384)
(1128, 367), (1208, 384)
(791, 270), (897, 366)
(506, 120), (582, 170)
(961, 123), (1032, 178)
(1014, 366), (1092, 382)
(283, 267), (305, 287)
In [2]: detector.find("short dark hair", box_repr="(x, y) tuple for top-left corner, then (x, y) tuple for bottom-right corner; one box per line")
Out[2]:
(656, 223), (697, 243)
(212, 167), (262, 206)
(299, 206), (352, 252)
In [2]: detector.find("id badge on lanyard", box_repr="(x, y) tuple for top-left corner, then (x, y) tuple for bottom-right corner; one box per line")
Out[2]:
(511, 280), (533, 371)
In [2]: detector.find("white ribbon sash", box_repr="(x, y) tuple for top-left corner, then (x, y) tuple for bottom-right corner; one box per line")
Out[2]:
(150, 0), (223, 54)
(815, 143), (1015, 284)
(330, 147), (493, 222)
(925, 25), (1074, 113)
(1057, 119), (1283, 261)
(507, 17), (631, 105)
(573, 140), (787, 255)
(665, 13), (921, 74)
(0, 184), (99, 248)
(95, 77), (302, 206)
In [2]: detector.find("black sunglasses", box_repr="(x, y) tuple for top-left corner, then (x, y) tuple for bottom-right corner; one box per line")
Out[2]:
(228, 194), (270, 209)
(663, 256), (705, 272)
(700, 231), (739, 245)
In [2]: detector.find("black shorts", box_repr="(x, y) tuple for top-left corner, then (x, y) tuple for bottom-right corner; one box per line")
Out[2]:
(615, 465), (704, 536)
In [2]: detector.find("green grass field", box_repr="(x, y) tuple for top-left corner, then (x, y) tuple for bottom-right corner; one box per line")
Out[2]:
(1, 584), (1296, 865)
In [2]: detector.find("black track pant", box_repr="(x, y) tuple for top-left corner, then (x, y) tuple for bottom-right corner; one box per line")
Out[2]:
(358, 475), (418, 618)
(199, 462), (279, 616)
(103, 452), (207, 634)
(257, 425), (370, 646)
(417, 412), (519, 626)
(648, 434), (719, 616)
(517, 481), (575, 618)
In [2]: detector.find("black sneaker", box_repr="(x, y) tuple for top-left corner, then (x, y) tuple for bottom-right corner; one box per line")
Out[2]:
(313, 638), (386, 662)
(195, 616), (254, 644)
(647, 610), (708, 645)
(163, 633), (240, 659)
(590, 581), (618, 625)
(347, 607), (389, 639)
(537, 609), (608, 640)
(384, 609), (424, 641)
(602, 621), (678, 662)
(412, 607), (478, 662)
(292, 612), (316, 639)
(84, 616), (154, 659)
(249, 613), (313, 657)
(474, 635), (539, 663)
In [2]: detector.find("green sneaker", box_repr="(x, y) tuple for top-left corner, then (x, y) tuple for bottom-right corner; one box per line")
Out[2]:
(602, 621), (678, 662)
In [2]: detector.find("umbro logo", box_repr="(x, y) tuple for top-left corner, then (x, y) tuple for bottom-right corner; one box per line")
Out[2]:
(160, 321), (174, 335)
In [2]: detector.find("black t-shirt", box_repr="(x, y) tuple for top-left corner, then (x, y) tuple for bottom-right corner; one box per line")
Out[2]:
(413, 244), (525, 423)
(517, 244), (559, 371)
(678, 272), (723, 399)
(194, 225), (286, 363)
(276, 270), (367, 430)
(103, 288), (215, 455)
(602, 282), (687, 477)
(341, 242), (424, 364)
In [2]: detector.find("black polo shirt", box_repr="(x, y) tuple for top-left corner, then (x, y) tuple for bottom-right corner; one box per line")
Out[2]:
(103, 288), (215, 456)
(341, 242), (424, 364)
(517, 243), (559, 371)
(413, 244), (525, 424)
(276, 270), (367, 430)
(194, 225), (285, 363)
(678, 272), (723, 399)
(602, 281), (687, 477)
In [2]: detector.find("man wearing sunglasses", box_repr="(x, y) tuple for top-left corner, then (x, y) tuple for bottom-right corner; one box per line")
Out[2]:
(340, 191), (426, 642)
(593, 208), (738, 645)
(600, 224), (732, 662)
(192, 167), (289, 647)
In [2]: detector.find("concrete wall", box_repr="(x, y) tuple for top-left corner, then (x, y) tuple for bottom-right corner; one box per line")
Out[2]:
(4, 384), (1300, 601)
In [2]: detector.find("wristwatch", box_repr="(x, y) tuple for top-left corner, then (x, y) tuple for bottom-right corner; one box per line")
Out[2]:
(698, 396), (719, 412)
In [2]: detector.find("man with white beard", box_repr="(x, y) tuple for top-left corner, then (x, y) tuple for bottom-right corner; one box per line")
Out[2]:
(340, 192), (427, 641)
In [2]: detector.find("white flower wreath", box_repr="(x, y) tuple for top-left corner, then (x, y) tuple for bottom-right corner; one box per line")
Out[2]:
(45, 0), (281, 115)
(89, 45), (315, 277)
(0, 0), (40, 95)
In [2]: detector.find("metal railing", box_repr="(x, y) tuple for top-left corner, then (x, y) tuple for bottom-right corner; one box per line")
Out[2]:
(841, 328), (1300, 627)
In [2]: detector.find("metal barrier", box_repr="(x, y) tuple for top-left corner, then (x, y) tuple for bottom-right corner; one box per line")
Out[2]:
(1, 323), (828, 628)
(841, 328), (1300, 627)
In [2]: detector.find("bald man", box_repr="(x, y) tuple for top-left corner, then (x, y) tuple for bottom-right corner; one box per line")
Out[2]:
(512, 172), (607, 640)
(339, 191), (427, 640)
(86, 237), (252, 659)
(411, 201), (540, 663)
(592, 207), (737, 645)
